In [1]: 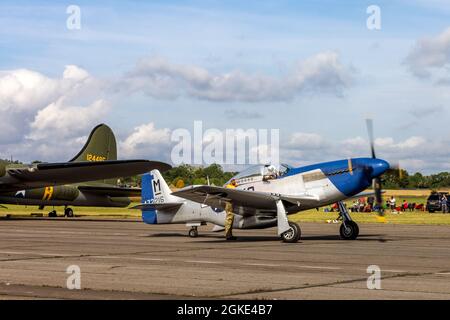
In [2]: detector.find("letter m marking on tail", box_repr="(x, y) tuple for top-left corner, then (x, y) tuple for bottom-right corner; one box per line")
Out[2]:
(153, 179), (161, 196)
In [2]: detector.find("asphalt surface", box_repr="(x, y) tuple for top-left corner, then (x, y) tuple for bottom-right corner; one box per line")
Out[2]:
(0, 218), (449, 299)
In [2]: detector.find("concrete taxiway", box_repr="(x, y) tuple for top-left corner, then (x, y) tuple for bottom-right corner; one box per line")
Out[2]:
(0, 218), (449, 299)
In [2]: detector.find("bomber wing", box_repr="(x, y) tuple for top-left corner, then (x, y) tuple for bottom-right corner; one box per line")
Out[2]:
(0, 160), (171, 192)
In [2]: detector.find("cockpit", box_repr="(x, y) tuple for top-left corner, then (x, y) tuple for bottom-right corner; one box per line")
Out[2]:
(228, 164), (293, 185)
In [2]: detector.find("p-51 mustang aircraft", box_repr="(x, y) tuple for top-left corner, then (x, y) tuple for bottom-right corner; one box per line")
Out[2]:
(133, 120), (389, 243)
(0, 124), (171, 217)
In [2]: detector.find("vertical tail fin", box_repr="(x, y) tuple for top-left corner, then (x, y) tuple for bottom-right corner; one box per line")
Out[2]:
(70, 124), (118, 185)
(141, 169), (178, 224)
(70, 124), (117, 162)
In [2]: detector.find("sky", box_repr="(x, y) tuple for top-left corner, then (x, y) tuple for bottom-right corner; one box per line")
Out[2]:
(0, 0), (449, 174)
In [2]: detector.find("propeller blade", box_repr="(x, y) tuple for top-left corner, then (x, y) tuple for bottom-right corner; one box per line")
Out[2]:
(366, 119), (385, 220)
(373, 177), (382, 207)
(388, 161), (402, 179)
(347, 158), (354, 175)
(365, 118), (376, 159)
(373, 176), (386, 219)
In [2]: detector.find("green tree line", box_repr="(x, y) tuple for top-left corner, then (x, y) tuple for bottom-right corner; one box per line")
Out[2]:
(383, 169), (450, 189)
(99, 163), (236, 188)
(162, 164), (236, 188)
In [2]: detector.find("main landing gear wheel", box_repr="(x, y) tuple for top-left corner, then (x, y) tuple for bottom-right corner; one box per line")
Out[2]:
(281, 221), (301, 243)
(340, 221), (359, 240)
(188, 227), (199, 238)
(64, 208), (74, 218)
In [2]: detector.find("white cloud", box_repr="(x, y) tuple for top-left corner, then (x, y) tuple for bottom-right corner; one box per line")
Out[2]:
(405, 27), (450, 79)
(285, 132), (327, 150)
(116, 124), (450, 174)
(0, 65), (102, 144)
(0, 69), (59, 112)
(0, 62), (448, 174)
(119, 122), (172, 159)
(63, 65), (90, 82)
(122, 52), (352, 102)
(0, 65), (111, 162)
(396, 136), (426, 149)
(224, 109), (263, 119)
(280, 133), (450, 174)
(28, 98), (109, 140)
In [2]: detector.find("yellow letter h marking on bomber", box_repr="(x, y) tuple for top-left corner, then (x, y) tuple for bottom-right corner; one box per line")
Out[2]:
(42, 186), (54, 200)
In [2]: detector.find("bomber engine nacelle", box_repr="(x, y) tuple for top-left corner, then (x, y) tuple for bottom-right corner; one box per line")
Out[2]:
(24, 185), (80, 201)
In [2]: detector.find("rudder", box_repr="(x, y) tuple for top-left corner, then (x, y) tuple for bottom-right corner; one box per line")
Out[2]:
(141, 170), (178, 224)
(141, 173), (157, 224)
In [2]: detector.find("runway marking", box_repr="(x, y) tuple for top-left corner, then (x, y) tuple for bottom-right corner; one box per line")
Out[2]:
(435, 272), (450, 275)
(383, 269), (406, 273)
(1, 229), (128, 236)
(0, 251), (71, 257)
(296, 265), (341, 270)
(243, 263), (280, 267)
(134, 257), (167, 262)
(184, 260), (220, 264)
(94, 256), (167, 262)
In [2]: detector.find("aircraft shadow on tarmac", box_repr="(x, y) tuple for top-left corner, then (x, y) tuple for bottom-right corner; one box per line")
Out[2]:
(146, 233), (390, 242)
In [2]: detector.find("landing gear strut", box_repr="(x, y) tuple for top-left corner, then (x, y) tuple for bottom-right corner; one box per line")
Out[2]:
(338, 201), (359, 240)
(188, 226), (199, 238)
(276, 199), (301, 243)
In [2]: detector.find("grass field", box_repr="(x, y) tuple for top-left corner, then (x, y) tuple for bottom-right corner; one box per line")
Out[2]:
(290, 195), (450, 225)
(1, 194), (450, 225)
(290, 210), (450, 225)
(0, 204), (142, 218)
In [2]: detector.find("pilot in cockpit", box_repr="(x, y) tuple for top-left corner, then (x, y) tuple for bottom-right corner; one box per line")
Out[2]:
(263, 165), (278, 181)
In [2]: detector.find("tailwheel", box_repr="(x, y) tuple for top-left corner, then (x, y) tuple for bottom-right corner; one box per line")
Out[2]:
(64, 207), (74, 218)
(281, 221), (301, 243)
(339, 221), (359, 240)
(188, 227), (199, 238)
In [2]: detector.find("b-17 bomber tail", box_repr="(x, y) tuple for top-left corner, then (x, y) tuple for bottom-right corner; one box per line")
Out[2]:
(70, 124), (117, 162)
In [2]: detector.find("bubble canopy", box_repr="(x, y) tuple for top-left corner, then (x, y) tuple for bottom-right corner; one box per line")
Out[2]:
(227, 164), (292, 184)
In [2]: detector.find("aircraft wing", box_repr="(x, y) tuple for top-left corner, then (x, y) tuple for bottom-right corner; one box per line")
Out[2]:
(0, 160), (171, 192)
(172, 185), (319, 216)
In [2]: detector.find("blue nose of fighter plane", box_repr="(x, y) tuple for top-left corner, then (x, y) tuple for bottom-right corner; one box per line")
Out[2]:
(368, 158), (390, 179)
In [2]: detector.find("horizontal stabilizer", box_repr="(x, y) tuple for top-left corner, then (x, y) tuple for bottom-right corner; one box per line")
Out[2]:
(130, 202), (182, 211)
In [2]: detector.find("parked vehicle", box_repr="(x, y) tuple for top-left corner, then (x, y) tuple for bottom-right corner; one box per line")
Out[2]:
(426, 192), (449, 213)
